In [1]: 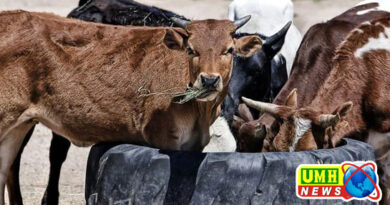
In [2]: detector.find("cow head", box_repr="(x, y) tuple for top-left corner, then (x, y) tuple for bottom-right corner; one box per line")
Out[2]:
(222, 22), (291, 123)
(242, 90), (353, 152)
(170, 16), (263, 102)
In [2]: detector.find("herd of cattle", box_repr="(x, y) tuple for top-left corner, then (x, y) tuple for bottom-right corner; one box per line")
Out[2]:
(0, 0), (390, 204)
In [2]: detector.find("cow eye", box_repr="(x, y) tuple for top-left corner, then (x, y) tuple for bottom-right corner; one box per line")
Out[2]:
(223, 47), (234, 55)
(187, 47), (198, 56)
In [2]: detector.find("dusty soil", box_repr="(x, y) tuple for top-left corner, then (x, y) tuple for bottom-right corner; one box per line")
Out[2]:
(0, 0), (361, 204)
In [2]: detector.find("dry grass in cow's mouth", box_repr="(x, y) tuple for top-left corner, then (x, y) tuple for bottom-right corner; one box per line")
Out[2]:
(176, 87), (216, 104)
(137, 86), (213, 104)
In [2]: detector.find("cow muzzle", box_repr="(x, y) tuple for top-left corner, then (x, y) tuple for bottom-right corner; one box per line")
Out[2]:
(193, 73), (223, 101)
(201, 75), (220, 88)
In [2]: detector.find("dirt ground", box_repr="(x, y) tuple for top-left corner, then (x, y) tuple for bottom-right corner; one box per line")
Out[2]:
(0, 0), (361, 204)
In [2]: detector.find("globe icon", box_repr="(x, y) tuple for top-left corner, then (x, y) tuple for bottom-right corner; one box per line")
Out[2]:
(343, 164), (377, 198)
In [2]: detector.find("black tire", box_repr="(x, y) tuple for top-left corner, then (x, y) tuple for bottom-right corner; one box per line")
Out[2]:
(85, 139), (375, 205)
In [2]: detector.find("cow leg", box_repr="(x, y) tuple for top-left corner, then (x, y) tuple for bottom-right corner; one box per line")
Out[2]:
(6, 126), (35, 205)
(41, 133), (71, 205)
(0, 123), (33, 205)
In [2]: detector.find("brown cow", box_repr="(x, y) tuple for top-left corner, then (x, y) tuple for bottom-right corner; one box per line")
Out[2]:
(0, 10), (262, 204)
(236, 3), (390, 152)
(243, 16), (390, 203)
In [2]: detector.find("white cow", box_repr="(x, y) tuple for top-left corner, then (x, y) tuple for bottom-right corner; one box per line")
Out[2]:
(204, 116), (237, 152)
(228, 0), (302, 75)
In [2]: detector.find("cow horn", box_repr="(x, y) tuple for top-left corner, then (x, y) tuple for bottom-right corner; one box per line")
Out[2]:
(318, 114), (340, 128)
(264, 21), (292, 46)
(234, 15), (251, 30)
(242, 97), (280, 115)
(171, 17), (190, 29)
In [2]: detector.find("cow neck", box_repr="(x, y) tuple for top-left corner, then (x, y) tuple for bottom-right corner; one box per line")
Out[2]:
(195, 87), (227, 126)
(307, 54), (368, 143)
(196, 99), (219, 123)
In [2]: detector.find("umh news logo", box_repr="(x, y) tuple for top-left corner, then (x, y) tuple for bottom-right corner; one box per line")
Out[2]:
(296, 161), (382, 202)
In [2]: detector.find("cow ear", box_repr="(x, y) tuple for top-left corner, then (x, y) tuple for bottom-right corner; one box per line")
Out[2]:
(284, 89), (297, 108)
(234, 35), (263, 57)
(164, 28), (188, 50)
(332, 101), (353, 118)
(318, 101), (352, 128)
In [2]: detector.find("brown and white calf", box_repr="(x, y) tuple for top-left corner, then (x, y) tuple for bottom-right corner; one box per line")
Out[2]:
(0, 10), (262, 204)
(244, 16), (390, 203)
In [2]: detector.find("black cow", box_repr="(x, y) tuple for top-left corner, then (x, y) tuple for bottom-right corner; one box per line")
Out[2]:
(68, 0), (189, 26)
(8, 0), (289, 204)
(222, 23), (290, 126)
